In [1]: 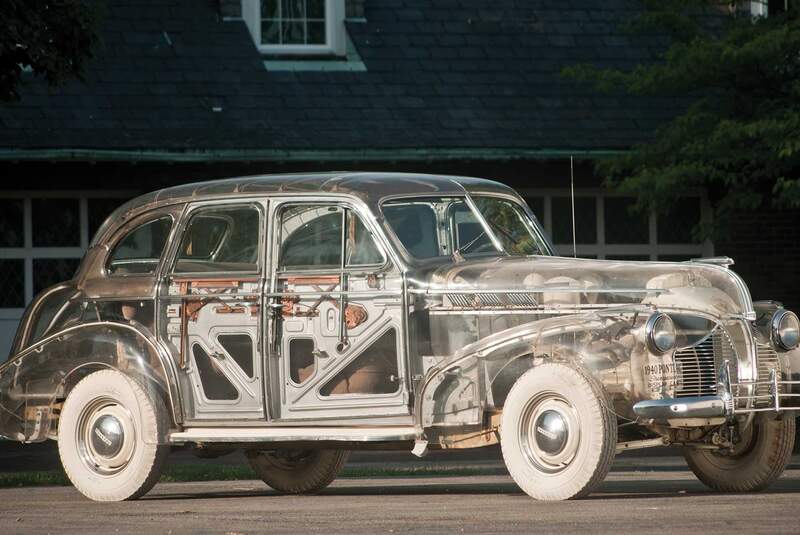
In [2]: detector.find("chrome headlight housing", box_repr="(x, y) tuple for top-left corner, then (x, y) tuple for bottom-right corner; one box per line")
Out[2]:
(772, 309), (800, 351)
(645, 313), (676, 354)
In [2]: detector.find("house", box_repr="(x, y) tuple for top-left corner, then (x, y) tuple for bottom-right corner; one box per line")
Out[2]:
(0, 0), (797, 358)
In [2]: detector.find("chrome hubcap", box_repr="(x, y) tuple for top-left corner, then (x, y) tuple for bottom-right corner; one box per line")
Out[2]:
(534, 410), (569, 455)
(90, 415), (125, 458)
(77, 398), (136, 476)
(520, 394), (580, 474)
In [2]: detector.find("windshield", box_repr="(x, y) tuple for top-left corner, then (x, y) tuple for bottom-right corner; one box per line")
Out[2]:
(382, 196), (549, 259)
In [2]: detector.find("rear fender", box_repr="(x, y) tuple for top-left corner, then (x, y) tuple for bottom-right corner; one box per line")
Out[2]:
(0, 321), (181, 443)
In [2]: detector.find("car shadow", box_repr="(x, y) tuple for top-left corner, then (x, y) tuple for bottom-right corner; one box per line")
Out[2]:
(143, 476), (800, 502)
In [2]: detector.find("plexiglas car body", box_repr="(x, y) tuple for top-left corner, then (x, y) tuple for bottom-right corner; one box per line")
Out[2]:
(2, 172), (799, 501)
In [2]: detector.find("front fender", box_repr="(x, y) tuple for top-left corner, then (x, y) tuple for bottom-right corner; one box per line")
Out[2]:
(415, 307), (652, 432)
(0, 321), (181, 443)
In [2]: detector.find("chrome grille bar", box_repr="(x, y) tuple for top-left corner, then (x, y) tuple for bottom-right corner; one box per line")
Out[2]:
(673, 332), (721, 398)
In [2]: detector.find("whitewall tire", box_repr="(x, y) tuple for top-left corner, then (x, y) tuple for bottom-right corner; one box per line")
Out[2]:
(58, 369), (169, 502)
(500, 363), (616, 500)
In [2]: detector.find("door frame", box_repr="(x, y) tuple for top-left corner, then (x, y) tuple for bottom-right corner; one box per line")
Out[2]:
(157, 197), (269, 423)
(264, 195), (411, 422)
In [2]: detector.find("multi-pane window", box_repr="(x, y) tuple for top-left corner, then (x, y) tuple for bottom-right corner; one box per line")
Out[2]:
(751, 0), (792, 16)
(262, 0), (327, 46)
(551, 197), (596, 245)
(519, 189), (712, 261)
(0, 194), (131, 359)
(604, 197), (649, 245)
(242, 0), (345, 55)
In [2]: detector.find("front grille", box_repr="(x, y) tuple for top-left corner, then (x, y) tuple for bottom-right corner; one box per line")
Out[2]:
(754, 330), (781, 407)
(444, 292), (538, 309)
(673, 327), (736, 398)
(674, 334), (718, 398)
(673, 322), (780, 406)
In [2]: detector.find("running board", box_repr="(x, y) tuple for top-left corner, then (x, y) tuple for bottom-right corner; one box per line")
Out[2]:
(169, 426), (418, 444)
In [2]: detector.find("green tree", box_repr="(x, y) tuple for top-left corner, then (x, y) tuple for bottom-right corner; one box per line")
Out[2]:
(563, 1), (800, 237)
(1, 0), (102, 102)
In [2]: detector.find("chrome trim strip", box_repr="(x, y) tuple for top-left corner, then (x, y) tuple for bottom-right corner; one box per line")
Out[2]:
(410, 288), (667, 295)
(264, 291), (402, 299)
(169, 425), (418, 443)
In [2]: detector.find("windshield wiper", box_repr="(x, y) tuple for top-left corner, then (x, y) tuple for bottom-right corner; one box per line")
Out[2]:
(453, 231), (487, 258)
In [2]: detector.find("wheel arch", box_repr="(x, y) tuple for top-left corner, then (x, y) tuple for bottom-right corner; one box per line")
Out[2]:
(415, 312), (634, 436)
(0, 321), (181, 443)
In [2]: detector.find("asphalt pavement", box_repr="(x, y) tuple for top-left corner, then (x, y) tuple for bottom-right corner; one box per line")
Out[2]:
(2, 454), (800, 534)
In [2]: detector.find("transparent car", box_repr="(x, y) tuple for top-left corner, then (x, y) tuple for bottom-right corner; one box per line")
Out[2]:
(1, 172), (798, 501)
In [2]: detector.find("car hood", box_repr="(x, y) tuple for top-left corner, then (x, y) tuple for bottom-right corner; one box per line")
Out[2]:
(406, 255), (754, 319)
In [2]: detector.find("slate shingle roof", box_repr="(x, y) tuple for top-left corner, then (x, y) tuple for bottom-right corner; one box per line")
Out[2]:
(0, 0), (679, 156)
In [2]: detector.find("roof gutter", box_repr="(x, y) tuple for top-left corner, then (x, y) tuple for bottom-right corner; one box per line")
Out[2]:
(0, 147), (627, 163)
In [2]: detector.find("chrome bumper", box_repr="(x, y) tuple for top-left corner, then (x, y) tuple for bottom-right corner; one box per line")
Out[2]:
(634, 364), (800, 421)
(633, 395), (731, 420)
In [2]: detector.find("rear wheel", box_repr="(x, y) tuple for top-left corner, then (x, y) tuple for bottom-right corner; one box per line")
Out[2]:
(500, 363), (617, 501)
(246, 449), (349, 494)
(683, 414), (795, 492)
(58, 370), (169, 501)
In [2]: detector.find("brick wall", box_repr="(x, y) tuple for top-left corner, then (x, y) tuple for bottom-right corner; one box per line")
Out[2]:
(715, 207), (800, 311)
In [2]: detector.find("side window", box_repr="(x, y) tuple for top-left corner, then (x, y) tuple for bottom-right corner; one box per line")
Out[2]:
(279, 205), (383, 271)
(174, 205), (261, 273)
(449, 201), (493, 253)
(107, 217), (172, 275)
(382, 203), (440, 258)
(346, 212), (384, 266)
(279, 205), (342, 270)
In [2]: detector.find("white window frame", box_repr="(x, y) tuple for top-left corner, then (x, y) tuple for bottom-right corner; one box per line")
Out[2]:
(0, 191), (133, 315)
(242, 0), (346, 56)
(750, 0), (790, 16)
(516, 188), (715, 261)
(750, 1), (769, 16)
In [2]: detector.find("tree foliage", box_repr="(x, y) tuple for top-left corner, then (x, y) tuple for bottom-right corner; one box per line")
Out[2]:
(563, 1), (800, 237)
(0, 1), (102, 102)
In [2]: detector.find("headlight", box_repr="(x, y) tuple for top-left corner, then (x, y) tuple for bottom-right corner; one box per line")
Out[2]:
(645, 313), (676, 354)
(772, 309), (800, 351)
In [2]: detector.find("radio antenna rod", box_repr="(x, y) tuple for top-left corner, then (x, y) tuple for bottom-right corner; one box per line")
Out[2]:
(570, 155), (577, 258)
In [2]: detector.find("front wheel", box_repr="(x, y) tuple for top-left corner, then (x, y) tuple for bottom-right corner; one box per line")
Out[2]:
(683, 414), (795, 492)
(246, 449), (349, 494)
(58, 370), (169, 501)
(500, 363), (617, 501)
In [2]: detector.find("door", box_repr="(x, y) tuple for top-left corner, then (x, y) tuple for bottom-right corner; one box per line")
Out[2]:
(266, 201), (409, 421)
(159, 202), (266, 421)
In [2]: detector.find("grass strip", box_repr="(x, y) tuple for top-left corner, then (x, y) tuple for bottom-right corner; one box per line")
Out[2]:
(0, 464), (498, 489)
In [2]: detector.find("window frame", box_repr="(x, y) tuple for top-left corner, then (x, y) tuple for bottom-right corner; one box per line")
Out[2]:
(104, 215), (175, 278)
(380, 193), (554, 262)
(169, 201), (265, 277)
(516, 188), (714, 260)
(242, 0), (346, 56)
(275, 200), (388, 275)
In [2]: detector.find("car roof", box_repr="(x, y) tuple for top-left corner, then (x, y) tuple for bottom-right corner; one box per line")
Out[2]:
(92, 171), (518, 245)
